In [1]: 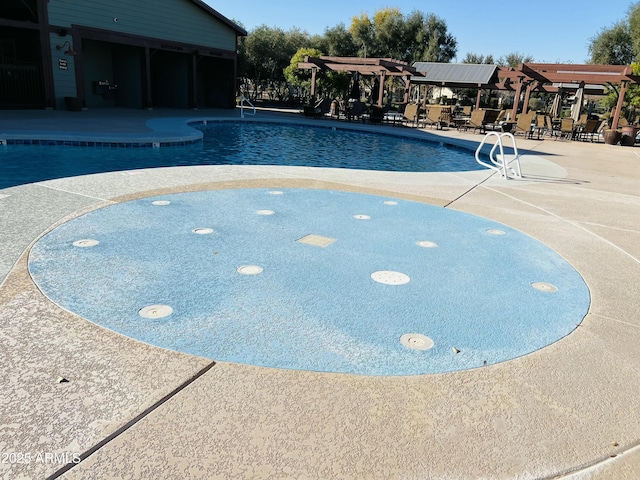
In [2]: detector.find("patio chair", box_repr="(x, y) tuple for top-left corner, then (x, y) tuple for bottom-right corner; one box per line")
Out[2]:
(369, 105), (385, 125)
(303, 98), (331, 119)
(513, 112), (536, 138)
(558, 118), (575, 140)
(402, 103), (421, 127)
(574, 113), (588, 129)
(424, 106), (452, 130)
(347, 100), (365, 122)
(593, 120), (609, 143)
(466, 109), (488, 133)
(577, 119), (600, 142)
(483, 109), (506, 132)
(533, 114), (552, 139)
(439, 107), (452, 128)
(315, 98), (332, 117)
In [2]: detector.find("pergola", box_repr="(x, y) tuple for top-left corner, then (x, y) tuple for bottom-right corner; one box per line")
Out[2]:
(410, 62), (640, 129)
(298, 56), (425, 107)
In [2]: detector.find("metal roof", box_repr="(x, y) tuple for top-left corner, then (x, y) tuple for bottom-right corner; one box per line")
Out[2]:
(190, 0), (247, 36)
(411, 63), (499, 86)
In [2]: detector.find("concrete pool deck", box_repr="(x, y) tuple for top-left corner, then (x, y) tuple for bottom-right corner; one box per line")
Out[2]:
(1, 108), (640, 479)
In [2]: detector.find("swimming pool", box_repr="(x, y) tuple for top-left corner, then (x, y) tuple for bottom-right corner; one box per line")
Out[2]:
(28, 188), (590, 376)
(0, 121), (479, 189)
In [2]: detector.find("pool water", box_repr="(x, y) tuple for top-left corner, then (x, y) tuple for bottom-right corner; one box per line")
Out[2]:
(0, 122), (479, 189)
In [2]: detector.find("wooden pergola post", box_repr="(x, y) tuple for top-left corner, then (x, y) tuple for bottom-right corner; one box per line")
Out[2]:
(377, 70), (386, 107)
(511, 78), (524, 120)
(310, 67), (317, 103)
(404, 77), (411, 103)
(611, 80), (628, 130)
(522, 82), (534, 114)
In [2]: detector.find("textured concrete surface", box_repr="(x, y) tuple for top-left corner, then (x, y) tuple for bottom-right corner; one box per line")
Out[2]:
(1, 108), (639, 479)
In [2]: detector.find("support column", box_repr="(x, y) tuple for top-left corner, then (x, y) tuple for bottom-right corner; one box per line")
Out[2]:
(511, 78), (524, 120)
(475, 89), (482, 110)
(611, 81), (628, 131)
(522, 82), (534, 114)
(310, 67), (317, 103)
(377, 70), (386, 107)
(404, 77), (411, 103)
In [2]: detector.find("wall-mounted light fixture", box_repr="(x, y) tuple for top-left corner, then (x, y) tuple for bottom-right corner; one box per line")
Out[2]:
(56, 41), (77, 56)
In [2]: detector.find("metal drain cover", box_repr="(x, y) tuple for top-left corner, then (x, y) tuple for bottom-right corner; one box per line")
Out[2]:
(353, 214), (371, 220)
(417, 240), (438, 248)
(531, 282), (558, 293)
(192, 227), (214, 235)
(138, 304), (173, 319)
(383, 201), (398, 205)
(371, 271), (410, 285)
(151, 200), (171, 206)
(400, 333), (434, 350)
(487, 229), (506, 235)
(72, 239), (99, 248)
(237, 265), (263, 275)
(268, 191), (284, 195)
(257, 210), (275, 215)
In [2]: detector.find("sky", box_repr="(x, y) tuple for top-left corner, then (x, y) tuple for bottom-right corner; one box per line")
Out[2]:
(205, 0), (635, 63)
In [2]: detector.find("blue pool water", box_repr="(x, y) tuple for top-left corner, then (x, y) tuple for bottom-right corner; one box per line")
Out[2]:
(28, 189), (590, 376)
(0, 122), (479, 189)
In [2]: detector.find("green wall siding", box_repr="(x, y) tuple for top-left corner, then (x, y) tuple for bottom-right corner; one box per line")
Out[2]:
(82, 40), (115, 108)
(50, 33), (78, 109)
(48, 0), (237, 51)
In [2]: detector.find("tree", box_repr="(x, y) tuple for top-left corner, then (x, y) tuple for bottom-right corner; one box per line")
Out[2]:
(498, 52), (534, 67)
(588, 21), (633, 64)
(284, 48), (350, 103)
(239, 26), (309, 101)
(629, 3), (640, 60)
(321, 24), (359, 57)
(461, 53), (496, 64)
(349, 8), (457, 62)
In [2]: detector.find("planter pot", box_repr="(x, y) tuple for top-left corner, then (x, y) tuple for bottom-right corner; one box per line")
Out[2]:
(604, 130), (622, 145)
(620, 125), (639, 146)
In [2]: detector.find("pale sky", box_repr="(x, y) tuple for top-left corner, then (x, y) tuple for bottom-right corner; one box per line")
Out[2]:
(205, 0), (635, 63)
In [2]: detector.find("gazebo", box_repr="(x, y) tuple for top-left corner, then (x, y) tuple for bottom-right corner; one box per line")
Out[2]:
(298, 56), (425, 107)
(410, 62), (640, 129)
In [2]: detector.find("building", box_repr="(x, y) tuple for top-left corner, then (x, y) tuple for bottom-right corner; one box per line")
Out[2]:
(0, 0), (246, 110)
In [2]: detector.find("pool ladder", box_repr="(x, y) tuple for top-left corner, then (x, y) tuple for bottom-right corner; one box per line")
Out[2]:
(240, 95), (256, 119)
(475, 132), (522, 179)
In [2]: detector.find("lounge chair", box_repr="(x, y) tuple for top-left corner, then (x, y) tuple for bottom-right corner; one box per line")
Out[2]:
(369, 105), (385, 125)
(513, 112), (536, 138)
(303, 98), (331, 119)
(424, 106), (452, 130)
(347, 100), (365, 122)
(593, 120), (609, 143)
(558, 118), (574, 140)
(533, 114), (552, 139)
(465, 109), (488, 133)
(402, 103), (421, 127)
(577, 119), (600, 142)
(483, 109), (506, 132)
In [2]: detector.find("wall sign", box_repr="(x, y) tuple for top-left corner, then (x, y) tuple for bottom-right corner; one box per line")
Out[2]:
(59, 58), (68, 70)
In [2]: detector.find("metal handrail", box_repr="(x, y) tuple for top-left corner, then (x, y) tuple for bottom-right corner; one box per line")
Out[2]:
(475, 131), (522, 179)
(240, 95), (256, 119)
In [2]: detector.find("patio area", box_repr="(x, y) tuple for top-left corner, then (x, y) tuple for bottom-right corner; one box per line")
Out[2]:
(1, 108), (639, 479)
